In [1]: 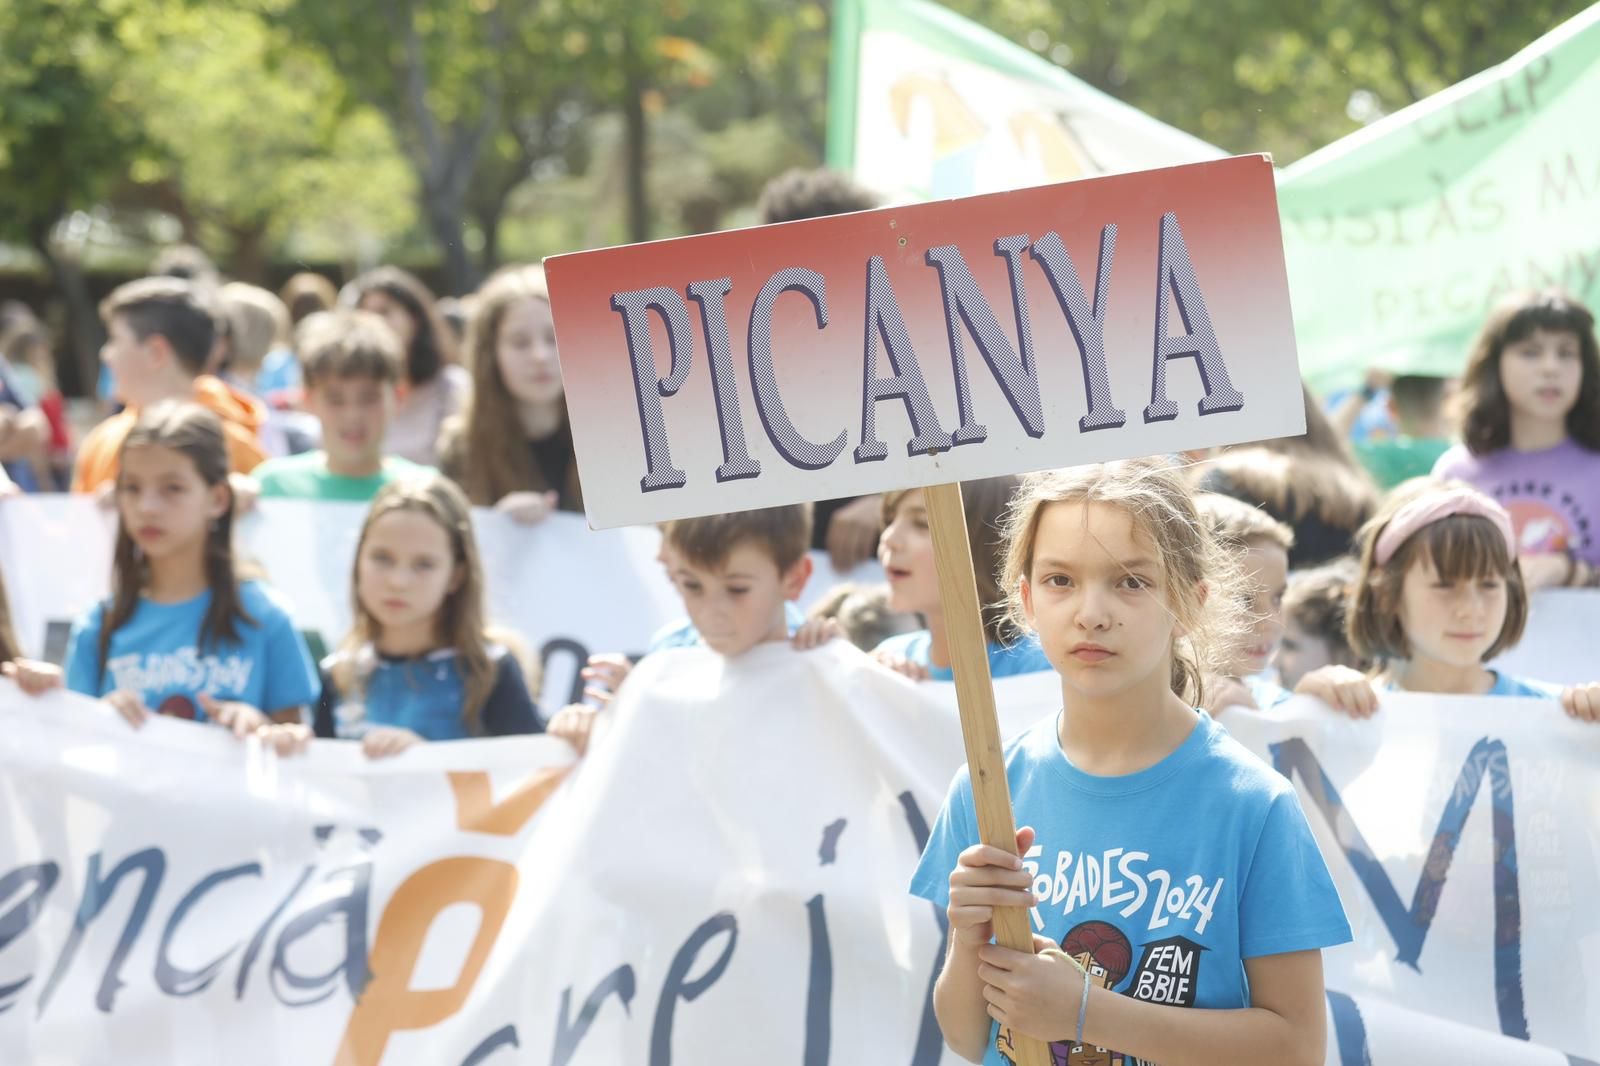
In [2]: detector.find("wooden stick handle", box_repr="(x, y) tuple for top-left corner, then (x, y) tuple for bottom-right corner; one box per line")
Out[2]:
(923, 481), (1050, 1066)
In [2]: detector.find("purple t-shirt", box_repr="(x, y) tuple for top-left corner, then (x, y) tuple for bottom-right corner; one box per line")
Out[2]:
(1432, 439), (1600, 564)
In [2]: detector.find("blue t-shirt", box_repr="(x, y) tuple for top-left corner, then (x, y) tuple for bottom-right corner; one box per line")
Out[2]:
(1377, 671), (1559, 700)
(873, 629), (1054, 682)
(1245, 674), (1292, 710)
(314, 645), (541, 742)
(1488, 672), (1560, 698)
(910, 710), (1351, 1066)
(647, 601), (807, 653)
(65, 581), (319, 722)
(251, 347), (302, 399)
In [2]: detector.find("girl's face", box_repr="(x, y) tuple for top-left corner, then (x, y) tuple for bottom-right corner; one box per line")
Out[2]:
(117, 444), (229, 561)
(1499, 328), (1583, 425)
(1275, 620), (1334, 690)
(1235, 542), (1288, 677)
(1020, 501), (1185, 699)
(357, 509), (461, 638)
(1396, 554), (1508, 669)
(878, 490), (939, 618)
(358, 291), (418, 357)
(496, 296), (564, 408)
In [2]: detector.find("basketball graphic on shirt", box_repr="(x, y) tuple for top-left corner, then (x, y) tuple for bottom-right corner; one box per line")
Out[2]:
(157, 693), (198, 720)
(993, 921), (1135, 1066)
(1049, 921), (1133, 1066)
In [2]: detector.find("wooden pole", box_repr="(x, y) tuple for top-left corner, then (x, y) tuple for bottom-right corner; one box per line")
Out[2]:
(923, 480), (1050, 1066)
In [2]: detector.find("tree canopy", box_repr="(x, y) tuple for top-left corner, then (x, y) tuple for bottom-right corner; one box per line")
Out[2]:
(0, 0), (1585, 297)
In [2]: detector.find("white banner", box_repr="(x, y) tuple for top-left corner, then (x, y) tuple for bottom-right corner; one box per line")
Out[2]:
(0, 645), (959, 1066)
(0, 496), (882, 712)
(4, 654), (1598, 1063)
(4, 492), (1586, 703)
(1221, 695), (1600, 1065)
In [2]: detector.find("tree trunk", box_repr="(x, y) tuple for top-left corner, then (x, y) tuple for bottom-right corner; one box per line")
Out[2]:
(476, 203), (503, 274)
(622, 30), (650, 244)
(228, 223), (270, 285)
(421, 183), (480, 296)
(31, 225), (102, 399)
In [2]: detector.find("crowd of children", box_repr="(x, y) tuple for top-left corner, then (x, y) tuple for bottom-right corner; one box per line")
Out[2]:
(0, 199), (1596, 771)
(3, 168), (1600, 1061)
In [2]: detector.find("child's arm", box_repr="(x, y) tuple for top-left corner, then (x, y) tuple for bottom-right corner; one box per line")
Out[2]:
(2, 659), (63, 695)
(104, 691), (152, 728)
(580, 653), (631, 707)
(1562, 682), (1600, 723)
(363, 727), (424, 758)
(548, 703), (600, 756)
(933, 827), (1038, 1063)
(791, 617), (842, 651)
(494, 489), (559, 525)
(198, 693), (275, 738)
(873, 648), (930, 682)
(976, 942), (1326, 1066)
(1294, 664), (1378, 718)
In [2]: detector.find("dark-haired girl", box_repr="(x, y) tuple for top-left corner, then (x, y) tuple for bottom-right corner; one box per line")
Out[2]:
(62, 402), (318, 733)
(1433, 289), (1600, 587)
(347, 266), (470, 468)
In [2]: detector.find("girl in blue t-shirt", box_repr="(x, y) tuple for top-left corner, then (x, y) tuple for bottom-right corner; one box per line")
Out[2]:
(911, 457), (1350, 1066)
(874, 475), (1052, 682)
(56, 402), (318, 737)
(313, 473), (540, 757)
(1294, 478), (1600, 720)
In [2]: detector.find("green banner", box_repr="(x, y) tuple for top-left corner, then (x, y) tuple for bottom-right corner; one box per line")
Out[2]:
(825, 0), (1217, 202)
(1275, 9), (1600, 391)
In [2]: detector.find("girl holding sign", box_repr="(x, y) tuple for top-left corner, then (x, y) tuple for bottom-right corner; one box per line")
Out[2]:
(59, 403), (319, 738)
(312, 473), (542, 757)
(911, 457), (1350, 1065)
(1432, 290), (1600, 588)
(1294, 478), (1600, 721)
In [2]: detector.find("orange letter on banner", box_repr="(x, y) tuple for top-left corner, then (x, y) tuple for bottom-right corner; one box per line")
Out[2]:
(447, 767), (569, 837)
(334, 858), (517, 1066)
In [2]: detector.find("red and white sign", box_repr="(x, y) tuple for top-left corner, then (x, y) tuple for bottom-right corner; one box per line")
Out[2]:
(547, 154), (1305, 528)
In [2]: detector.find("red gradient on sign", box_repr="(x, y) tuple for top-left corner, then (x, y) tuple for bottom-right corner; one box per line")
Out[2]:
(547, 155), (1302, 528)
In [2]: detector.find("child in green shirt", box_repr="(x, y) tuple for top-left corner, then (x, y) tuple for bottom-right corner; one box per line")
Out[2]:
(250, 310), (429, 502)
(1352, 373), (1454, 489)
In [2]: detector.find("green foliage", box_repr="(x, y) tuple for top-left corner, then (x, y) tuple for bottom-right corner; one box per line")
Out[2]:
(938, 0), (1593, 162)
(0, 0), (141, 245)
(114, 2), (416, 271)
(4, 0), (1587, 277)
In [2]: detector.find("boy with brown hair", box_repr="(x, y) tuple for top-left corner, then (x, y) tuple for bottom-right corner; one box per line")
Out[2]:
(545, 503), (838, 757)
(649, 503), (823, 656)
(249, 310), (427, 501)
(72, 277), (268, 492)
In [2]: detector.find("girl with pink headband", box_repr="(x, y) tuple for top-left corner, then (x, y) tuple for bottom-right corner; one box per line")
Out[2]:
(1295, 478), (1599, 720)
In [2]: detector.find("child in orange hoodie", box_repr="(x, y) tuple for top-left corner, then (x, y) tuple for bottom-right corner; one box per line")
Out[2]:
(72, 277), (268, 493)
